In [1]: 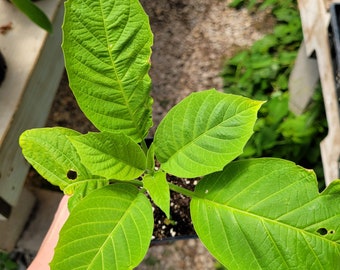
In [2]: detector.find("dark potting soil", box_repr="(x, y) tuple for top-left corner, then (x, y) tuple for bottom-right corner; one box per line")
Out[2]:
(151, 174), (198, 241)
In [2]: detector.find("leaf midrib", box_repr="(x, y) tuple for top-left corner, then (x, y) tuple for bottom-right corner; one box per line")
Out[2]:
(203, 198), (337, 246)
(57, 193), (142, 268)
(99, 0), (144, 140)
(87, 192), (142, 269)
(165, 100), (255, 163)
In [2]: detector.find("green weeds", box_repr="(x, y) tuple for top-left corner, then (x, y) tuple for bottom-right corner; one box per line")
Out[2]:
(222, 0), (327, 188)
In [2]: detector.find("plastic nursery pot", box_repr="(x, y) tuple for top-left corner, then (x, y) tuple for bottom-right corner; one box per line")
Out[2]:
(0, 51), (7, 86)
(143, 138), (198, 244)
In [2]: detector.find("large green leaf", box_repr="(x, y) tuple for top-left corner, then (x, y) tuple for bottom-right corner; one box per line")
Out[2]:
(154, 90), (264, 178)
(19, 128), (109, 209)
(51, 183), (154, 270)
(191, 158), (340, 269)
(69, 132), (146, 180)
(62, 0), (153, 142)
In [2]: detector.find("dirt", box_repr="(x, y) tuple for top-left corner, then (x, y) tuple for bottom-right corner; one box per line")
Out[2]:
(141, 0), (273, 135)
(150, 172), (199, 240)
(25, 0), (275, 269)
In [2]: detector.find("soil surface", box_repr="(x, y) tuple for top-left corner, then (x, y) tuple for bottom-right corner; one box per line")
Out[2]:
(141, 0), (273, 135)
(25, 0), (274, 269)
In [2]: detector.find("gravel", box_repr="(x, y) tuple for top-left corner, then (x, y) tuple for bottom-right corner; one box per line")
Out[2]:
(140, 0), (273, 135)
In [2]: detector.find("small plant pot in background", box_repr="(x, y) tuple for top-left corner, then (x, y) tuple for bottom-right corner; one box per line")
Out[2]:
(0, 51), (6, 86)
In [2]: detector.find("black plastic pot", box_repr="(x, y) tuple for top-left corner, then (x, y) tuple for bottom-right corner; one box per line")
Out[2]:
(0, 51), (6, 86)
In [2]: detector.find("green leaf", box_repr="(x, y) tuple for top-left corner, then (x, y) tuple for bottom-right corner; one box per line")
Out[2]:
(191, 158), (340, 269)
(265, 94), (289, 124)
(274, 7), (300, 23)
(143, 171), (170, 218)
(259, 0), (277, 10)
(154, 90), (264, 178)
(69, 131), (146, 180)
(19, 128), (95, 191)
(0, 252), (18, 270)
(62, 0), (153, 142)
(51, 183), (154, 270)
(19, 128), (109, 209)
(228, 50), (249, 66)
(278, 51), (297, 66)
(279, 114), (316, 144)
(11, 0), (52, 32)
(228, 0), (244, 8)
(252, 34), (278, 53)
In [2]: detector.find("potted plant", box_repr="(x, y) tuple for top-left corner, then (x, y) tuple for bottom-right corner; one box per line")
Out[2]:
(19, 0), (340, 269)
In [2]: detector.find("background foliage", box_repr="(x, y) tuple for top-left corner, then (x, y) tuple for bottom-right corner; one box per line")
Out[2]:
(222, 0), (328, 189)
(0, 252), (17, 270)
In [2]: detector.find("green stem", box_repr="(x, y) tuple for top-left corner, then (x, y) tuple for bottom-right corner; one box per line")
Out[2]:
(110, 179), (143, 187)
(168, 182), (196, 198)
(128, 179), (143, 187)
(140, 140), (148, 154)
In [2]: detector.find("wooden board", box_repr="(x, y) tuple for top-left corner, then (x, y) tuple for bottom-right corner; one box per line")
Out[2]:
(288, 42), (319, 115)
(0, 0), (64, 219)
(297, 0), (340, 185)
(0, 188), (35, 252)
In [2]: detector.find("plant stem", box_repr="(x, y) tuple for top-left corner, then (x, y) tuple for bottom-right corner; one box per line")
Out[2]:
(168, 182), (196, 198)
(127, 178), (197, 199)
(128, 179), (144, 187)
(110, 179), (144, 187)
(140, 140), (148, 154)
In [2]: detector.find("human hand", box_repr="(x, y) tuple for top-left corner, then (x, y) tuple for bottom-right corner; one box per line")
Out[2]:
(28, 195), (69, 270)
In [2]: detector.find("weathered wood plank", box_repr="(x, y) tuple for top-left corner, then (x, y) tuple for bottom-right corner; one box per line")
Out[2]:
(289, 42), (319, 115)
(0, 188), (36, 251)
(0, 0), (64, 219)
(297, 0), (340, 184)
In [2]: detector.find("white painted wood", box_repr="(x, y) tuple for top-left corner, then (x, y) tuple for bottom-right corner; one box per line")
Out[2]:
(298, 0), (340, 184)
(289, 42), (319, 115)
(0, 0), (64, 219)
(0, 188), (36, 252)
